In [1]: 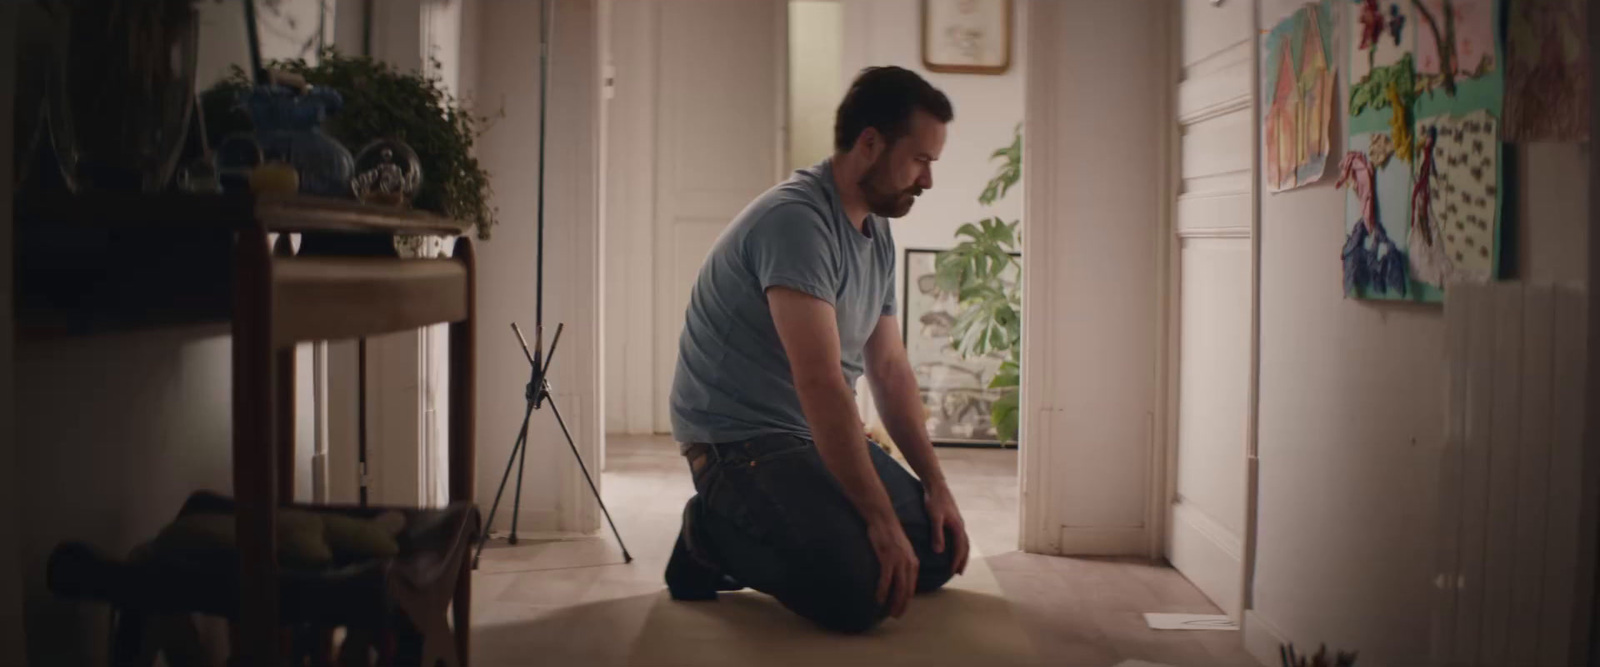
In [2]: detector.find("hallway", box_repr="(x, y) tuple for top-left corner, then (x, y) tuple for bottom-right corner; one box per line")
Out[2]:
(469, 436), (1257, 666)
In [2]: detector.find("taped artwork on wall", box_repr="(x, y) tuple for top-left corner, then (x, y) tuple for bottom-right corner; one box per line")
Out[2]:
(1264, 1), (1337, 192)
(1341, 0), (1503, 302)
(1505, 0), (1590, 142)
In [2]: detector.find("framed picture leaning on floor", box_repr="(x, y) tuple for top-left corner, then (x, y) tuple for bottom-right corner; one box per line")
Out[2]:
(901, 248), (1019, 447)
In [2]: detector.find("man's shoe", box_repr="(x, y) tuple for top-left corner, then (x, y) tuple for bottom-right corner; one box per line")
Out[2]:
(665, 532), (742, 601)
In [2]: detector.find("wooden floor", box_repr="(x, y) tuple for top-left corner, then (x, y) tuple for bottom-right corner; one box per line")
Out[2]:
(470, 435), (1259, 666)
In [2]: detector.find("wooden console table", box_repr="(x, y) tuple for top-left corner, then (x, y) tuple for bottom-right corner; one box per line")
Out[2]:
(17, 193), (479, 666)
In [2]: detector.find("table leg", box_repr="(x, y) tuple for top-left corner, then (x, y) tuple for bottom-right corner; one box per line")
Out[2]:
(273, 234), (297, 506)
(234, 228), (279, 666)
(448, 237), (477, 664)
(277, 348), (296, 503)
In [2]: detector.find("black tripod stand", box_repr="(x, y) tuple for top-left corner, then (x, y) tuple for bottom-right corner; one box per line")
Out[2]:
(472, 322), (632, 568)
(471, 0), (631, 568)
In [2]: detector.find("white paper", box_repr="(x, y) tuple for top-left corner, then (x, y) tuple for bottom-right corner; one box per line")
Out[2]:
(1142, 612), (1239, 631)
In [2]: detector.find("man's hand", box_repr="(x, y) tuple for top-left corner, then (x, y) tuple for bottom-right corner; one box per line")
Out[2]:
(924, 483), (970, 575)
(869, 518), (919, 618)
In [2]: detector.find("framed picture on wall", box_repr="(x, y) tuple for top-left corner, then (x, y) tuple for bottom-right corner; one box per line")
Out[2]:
(901, 248), (1019, 447)
(921, 0), (1012, 75)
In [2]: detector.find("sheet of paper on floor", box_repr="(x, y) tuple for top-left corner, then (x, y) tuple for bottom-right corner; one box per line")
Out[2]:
(1142, 612), (1239, 631)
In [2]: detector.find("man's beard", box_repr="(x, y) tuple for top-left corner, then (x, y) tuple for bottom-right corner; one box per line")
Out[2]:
(858, 153), (922, 218)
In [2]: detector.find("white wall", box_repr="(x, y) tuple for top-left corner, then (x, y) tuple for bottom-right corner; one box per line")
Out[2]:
(472, 0), (604, 534)
(197, 0), (337, 90)
(17, 332), (236, 665)
(1245, 2), (1592, 664)
(789, 1), (844, 172)
(1020, 0), (1168, 556)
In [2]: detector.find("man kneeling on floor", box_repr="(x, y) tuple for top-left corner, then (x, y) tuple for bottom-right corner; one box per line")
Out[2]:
(665, 66), (971, 633)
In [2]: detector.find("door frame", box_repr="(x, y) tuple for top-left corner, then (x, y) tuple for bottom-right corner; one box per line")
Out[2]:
(1018, 1), (1258, 574)
(1240, 0), (1264, 619)
(1018, 0), (1175, 558)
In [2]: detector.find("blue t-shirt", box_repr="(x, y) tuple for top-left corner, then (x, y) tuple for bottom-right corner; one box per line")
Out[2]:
(670, 159), (897, 446)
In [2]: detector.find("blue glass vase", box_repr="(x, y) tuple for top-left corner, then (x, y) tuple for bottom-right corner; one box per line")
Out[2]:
(243, 84), (354, 198)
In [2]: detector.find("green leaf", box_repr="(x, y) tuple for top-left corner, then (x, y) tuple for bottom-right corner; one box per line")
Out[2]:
(987, 324), (1007, 351)
(991, 390), (1019, 442)
(934, 258), (966, 294)
(988, 367), (1019, 389)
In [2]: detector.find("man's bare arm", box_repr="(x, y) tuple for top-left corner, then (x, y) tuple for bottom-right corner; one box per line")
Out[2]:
(766, 287), (918, 616)
(862, 315), (947, 488)
(864, 314), (970, 574)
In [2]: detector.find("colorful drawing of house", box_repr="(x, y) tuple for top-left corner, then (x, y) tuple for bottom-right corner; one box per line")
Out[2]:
(1267, 41), (1300, 189)
(1297, 6), (1331, 164)
(1266, 7), (1333, 190)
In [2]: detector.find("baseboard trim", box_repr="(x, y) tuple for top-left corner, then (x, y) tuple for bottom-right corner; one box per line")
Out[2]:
(1058, 525), (1149, 556)
(310, 453), (329, 503)
(484, 508), (561, 536)
(1169, 501), (1244, 616)
(1244, 609), (1288, 667)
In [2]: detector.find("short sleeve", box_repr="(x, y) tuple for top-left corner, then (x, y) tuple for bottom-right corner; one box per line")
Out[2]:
(746, 204), (840, 305)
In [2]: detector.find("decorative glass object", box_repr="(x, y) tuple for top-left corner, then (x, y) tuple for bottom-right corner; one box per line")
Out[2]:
(243, 84), (354, 198)
(353, 139), (424, 207)
(176, 153), (222, 194)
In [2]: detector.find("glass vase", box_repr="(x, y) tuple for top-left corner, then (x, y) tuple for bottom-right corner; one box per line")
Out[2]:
(244, 85), (355, 198)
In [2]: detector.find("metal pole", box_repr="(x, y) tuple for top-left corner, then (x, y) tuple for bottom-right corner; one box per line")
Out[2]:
(534, 0), (552, 332)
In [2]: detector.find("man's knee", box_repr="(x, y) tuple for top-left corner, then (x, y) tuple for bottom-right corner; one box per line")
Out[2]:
(809, 589), (886, 634)
(784, 563), (886, 633)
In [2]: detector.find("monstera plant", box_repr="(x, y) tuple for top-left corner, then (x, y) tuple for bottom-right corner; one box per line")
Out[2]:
(933, 124), (1021, 443)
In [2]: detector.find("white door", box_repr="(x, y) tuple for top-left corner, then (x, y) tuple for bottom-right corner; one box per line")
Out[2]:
(1166, 0), (1255, 619)
(651, 0), (788, 432)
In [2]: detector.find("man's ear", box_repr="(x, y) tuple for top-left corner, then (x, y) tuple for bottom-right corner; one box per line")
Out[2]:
(858, 127), (886, 161)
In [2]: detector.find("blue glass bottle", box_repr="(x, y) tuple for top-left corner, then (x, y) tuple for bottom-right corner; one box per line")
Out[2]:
(243, 84), (354, 198)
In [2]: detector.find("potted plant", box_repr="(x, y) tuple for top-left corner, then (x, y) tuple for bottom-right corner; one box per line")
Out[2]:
(202, 50), (500, 239)
(934, 123), (1022, 443)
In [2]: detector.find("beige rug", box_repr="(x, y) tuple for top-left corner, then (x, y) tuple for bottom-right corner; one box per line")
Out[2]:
(627, 550), (1036, 666)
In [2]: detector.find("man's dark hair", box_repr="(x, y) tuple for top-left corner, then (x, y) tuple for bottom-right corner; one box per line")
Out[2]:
(833, 66), (954, 154)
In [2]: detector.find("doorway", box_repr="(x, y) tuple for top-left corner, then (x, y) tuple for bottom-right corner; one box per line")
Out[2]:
(598, 0), (1028, 555)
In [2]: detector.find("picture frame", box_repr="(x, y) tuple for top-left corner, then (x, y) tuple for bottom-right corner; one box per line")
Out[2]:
(921, 0), (1013, 75)
(901, 248), (1020, 447)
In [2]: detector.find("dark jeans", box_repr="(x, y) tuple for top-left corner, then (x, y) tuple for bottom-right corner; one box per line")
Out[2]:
(677, 434), (956, 633)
